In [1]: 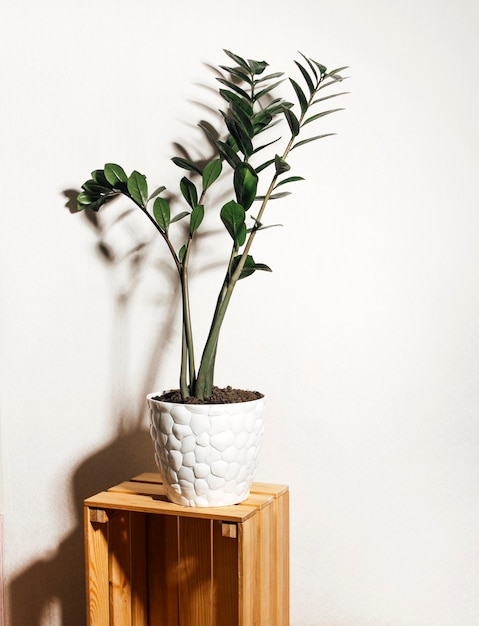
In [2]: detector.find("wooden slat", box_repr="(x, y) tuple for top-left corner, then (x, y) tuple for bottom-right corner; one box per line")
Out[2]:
(130, 513), (147, 626)
(237, 514), (260, 626)
(178, 517), (213, 626)
(85, 490), (257, 523)
(109, 511), (132, 626)
(258, 496), (276, 625)
(84, 507), (110, 626)
(147, 514), (179, 625)
(275, 490), (290, 626)
(213, 520), (239, 626)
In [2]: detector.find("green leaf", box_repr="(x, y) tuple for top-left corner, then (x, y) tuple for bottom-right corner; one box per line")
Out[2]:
(248, 59), (268, 75)
(254, 80), (284, 101)
(171, 157), (203, 176)
(91, 169), (112, 188)
(215, 139), (242, 168)
(223, 49), (251, 73)
(178, 245), (187, 263)
(189, 204), (204, 234)
(231, 101), (254, 137)
(284, 109), (300, 136)
(180, 177), (198, 209)
(81, 179), (111, 195)
(289, 78), (308, 114)
(216, 78), (251, 102)
(127, 171), (148, 207)
(202, 159), (222, 191)
(219, 90), (253, 116)
(274, 155), (290, 176)
(220, 200), (246, 248)
(219, 65), (251, 83)
(292, 133), (335, 150)
(234, 162), (258, 211)
(274, 176), (304, 189)
(303, 108), (344, 126)
(223, 115), (253, 157)
(254, 71), (284, 83)
(294, 60), (315, 95)
(153, 197), (170, 233)
(232, 255), (272, 280)
(298, 52), (319, 80)
(171, 211), (190, 224)
(149, 185), (167, 201)
(104, 163), (128, 188)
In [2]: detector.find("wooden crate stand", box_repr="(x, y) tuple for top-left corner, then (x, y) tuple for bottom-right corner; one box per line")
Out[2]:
(84, 473), (289, 626)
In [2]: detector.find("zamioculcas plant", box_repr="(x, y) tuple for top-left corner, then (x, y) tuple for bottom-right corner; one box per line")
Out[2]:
(76, 50), (347, 401)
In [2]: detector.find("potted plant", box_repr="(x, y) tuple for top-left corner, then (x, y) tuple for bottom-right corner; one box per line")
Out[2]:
(75, 49), (347, 506)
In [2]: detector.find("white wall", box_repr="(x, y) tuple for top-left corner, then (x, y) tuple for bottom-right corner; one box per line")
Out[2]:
(2, 0), (479, 624)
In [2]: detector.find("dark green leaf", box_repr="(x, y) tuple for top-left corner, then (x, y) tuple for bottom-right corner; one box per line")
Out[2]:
(216, 78), (251, 102)
(189, 204), (204, 234)
(255, 158), (275, 173)
(153, 197), (170, 233)
(81, 179), (111, 195)
(171, 211), (190, 224)
(292, 133), (335, 150)
(104, 163), (128, 188)
(274, 155), (290, 175)
(178, 245), (187, 263)
(303, 108), (344, 126)
(231, 101), (254, 137)
(289, 78), (308, 114)
(232, 255), (272, 280)
(220, 200), (246, 248)
(274, 176), (304, 189)
(224, 115), (253, 157)
(256, 192), (291, 200)
(284, 109), (300, 136)
(215, 139), (242, 168)
(294, 60), (315, 95)
(234, 162), (258, 211)
(171, 157), (203, 176)
(91, 169), (112, 188)
(313, 91), (350, 105)
(219, 65), (251, 83)
(180, 177), (198, 209)
(127, 171), (148, 207)
(149, 185), (167, 201)
(219, 90), (253, 116)
(223, 50), (251, 73)
(202, 159), (222, 191)
(248, 59), (268, 75)
(254, 80), (284, 101)
(298, 52), (319, 80)
(254, 71), (284, 83)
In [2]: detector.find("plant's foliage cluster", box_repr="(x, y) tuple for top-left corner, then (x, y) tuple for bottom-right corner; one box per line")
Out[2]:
(75, 50), (347, 399)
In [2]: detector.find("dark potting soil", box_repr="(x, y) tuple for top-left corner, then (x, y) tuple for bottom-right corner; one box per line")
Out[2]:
(154, 385), (264, 404)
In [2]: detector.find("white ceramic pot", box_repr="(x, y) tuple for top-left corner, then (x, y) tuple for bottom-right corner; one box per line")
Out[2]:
(147, 393), (265, 507)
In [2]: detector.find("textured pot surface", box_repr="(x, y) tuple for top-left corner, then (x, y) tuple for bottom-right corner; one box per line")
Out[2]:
(147, 393), (265, 507)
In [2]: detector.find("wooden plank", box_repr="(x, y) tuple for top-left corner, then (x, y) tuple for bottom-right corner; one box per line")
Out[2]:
(147, 514), (179, 625)
(85, 490), (257, 523)
(109, 480), (167, 499)
(258, 496), (276, 625)
(275, 490), (290, 626)
(178, 517), (213, 626)
(213, 520), (239, 626)
(84, 507), (110, 626)
(130, 513), (147, 626)
(109, 511), (132, 626)
(237, 514), (260, 626)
